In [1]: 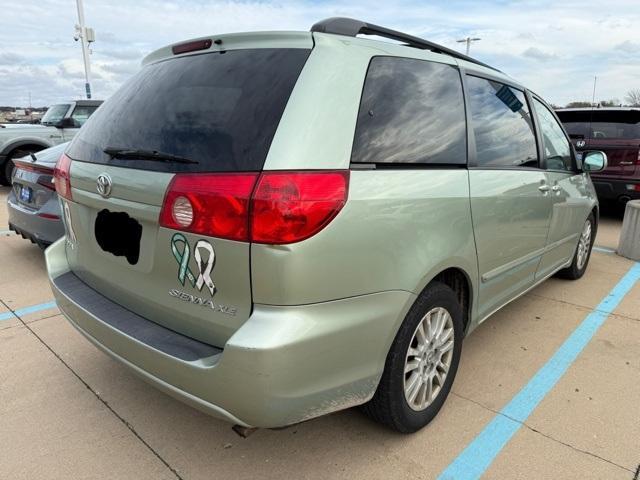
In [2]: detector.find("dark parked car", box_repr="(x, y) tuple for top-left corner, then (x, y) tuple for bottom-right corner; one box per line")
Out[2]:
(556, 108), (640, 204)
(7, 142), (68, 248)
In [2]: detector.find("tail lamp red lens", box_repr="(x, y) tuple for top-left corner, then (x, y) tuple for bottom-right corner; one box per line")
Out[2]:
(251, 171), (349, 244)
(159, 173), (258, 241)
(159, 171), (349, 244)
(53, 153), (72, 200)
(13, 160), (55, 190)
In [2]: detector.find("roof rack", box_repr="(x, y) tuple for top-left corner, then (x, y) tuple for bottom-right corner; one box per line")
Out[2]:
(311, 17), (499, 72)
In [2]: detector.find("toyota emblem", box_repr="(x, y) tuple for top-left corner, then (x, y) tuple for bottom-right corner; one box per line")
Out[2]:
(96, 174), (113, 198)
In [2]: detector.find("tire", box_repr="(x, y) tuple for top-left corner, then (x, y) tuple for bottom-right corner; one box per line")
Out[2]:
(1, 149), (36, 186)
(362, 282), (463, 433)
(0, 158), (12, 186)
(557, 213), (595, 280)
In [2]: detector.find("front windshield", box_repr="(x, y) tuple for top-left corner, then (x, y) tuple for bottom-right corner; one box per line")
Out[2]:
(41, 104), (71, 126)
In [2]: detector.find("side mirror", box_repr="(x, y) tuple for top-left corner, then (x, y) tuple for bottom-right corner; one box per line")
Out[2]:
(583, 151), (607, 172)
(56, 117), (76, 129)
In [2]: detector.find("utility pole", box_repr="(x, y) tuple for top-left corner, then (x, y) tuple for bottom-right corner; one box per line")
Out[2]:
(74, 0), (95, 99)
(456, 37), (481, 56)
(591, 76), (597, 107)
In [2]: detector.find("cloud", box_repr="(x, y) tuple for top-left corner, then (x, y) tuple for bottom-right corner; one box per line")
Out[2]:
(522, 47), (558, 62)
(1, 0), (640, 107)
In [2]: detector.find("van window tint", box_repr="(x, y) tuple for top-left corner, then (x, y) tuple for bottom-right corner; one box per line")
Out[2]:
(556, 109), (640, 140)
(351, 57), (466, 165)
(466, 76), (538, 168)
(66, 48), (310, 173)
(533, 98), (572, 171)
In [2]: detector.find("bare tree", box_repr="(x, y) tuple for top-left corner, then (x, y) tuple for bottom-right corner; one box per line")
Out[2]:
(625, 89), (640, 107)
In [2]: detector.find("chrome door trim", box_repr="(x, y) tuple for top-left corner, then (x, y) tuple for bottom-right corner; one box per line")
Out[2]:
(481, 232), (579, 283)
(477, 256), (573, 326)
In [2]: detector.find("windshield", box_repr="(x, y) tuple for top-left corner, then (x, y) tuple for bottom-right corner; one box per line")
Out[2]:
(41, 104), (71, 126)
(557, 110), (640, 140)
(67, 48), (310, 173)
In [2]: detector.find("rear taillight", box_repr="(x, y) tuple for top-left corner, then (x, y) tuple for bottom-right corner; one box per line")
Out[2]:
(159, 171), (349, 244)
(251, 171), (349, 244)
(159, 173), (259, 241)
(53, 154), (72, 200)
(13, 160), (56, 190)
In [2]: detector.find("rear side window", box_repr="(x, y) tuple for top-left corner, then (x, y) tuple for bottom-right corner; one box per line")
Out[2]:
(556, 110), (640, 140)
(351, 56), (466, 165)
(66, 48), (310, 173)
(533, 99), (572, 171)
(467, 76), (537, 168)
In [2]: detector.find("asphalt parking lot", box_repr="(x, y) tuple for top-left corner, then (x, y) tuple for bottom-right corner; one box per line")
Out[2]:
(1, 185), (639, 480)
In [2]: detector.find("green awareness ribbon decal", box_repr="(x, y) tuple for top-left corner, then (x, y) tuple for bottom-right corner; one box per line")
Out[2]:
(171, 233), (197, 288)
(171, 233), (216, 296)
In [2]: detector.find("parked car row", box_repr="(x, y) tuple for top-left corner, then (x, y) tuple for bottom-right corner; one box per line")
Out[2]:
(556, 107), (640, 204)
(0, 100), (102, 185)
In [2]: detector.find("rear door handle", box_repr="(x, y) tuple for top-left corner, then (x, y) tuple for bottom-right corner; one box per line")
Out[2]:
(620, 161), (633, 165)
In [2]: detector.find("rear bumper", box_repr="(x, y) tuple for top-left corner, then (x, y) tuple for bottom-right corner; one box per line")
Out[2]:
(46, 238), (414, 428)
(7, 191), (64, 246)
(591, 177), (640, 202)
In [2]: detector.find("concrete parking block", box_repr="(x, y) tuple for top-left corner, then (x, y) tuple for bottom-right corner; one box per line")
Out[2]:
(522, 313), (640, 472)
(31, 314), (498, 480)
(484, 424), (631, 479)
(0, 323), (177, 480)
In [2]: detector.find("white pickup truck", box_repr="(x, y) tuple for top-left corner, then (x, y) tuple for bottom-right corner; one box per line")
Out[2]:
(0, 100), (102, 185)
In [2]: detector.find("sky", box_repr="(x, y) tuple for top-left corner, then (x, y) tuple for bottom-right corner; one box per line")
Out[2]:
(1, 0), (639, 107)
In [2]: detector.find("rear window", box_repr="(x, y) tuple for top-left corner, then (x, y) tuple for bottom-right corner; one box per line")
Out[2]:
(66, 48), (310, 172)
(351, 56), (467, 165)
(556, 110), (640, 140)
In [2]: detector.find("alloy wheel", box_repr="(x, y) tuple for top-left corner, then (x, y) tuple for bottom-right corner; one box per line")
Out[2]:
(403, 307), (455, 411)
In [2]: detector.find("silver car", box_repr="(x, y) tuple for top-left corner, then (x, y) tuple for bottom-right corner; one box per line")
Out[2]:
(7, 142), (68, 248)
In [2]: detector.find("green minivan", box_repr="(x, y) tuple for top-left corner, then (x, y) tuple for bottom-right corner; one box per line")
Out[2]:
(46, 18), (607, 433)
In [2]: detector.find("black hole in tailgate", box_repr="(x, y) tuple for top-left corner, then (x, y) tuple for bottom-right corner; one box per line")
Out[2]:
(95, 209), (142, 265)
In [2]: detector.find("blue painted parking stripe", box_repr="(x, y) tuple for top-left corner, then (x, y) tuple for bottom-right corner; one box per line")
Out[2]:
(593, 245), (616, 254)
(0, 310), (16, 321)
(438, 262), (640, 480)
(0, 300), (57, 321)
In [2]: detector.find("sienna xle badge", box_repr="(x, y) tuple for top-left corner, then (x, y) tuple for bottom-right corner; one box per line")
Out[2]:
(46, 17), (607, 433)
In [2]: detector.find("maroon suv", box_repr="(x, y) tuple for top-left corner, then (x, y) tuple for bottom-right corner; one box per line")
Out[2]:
(556, 108), (640, 204)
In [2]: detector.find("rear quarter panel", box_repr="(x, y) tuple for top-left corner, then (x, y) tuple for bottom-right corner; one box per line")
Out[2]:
(252, 169), (478, 313)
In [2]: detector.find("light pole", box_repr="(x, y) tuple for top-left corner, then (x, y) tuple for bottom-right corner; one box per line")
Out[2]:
(74, 0), (95, 99)
(456, 37), (481, 56)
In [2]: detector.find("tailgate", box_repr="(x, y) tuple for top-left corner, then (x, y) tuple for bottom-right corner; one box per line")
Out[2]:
(64, 162), (252, 347)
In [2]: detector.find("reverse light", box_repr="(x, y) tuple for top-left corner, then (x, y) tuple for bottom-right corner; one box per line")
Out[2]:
(160, 171), (349, 244)
(53, 154), (73, 200)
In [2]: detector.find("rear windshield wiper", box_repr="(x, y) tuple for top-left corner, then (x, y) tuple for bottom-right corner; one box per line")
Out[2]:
(103, 147), (199, 164)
